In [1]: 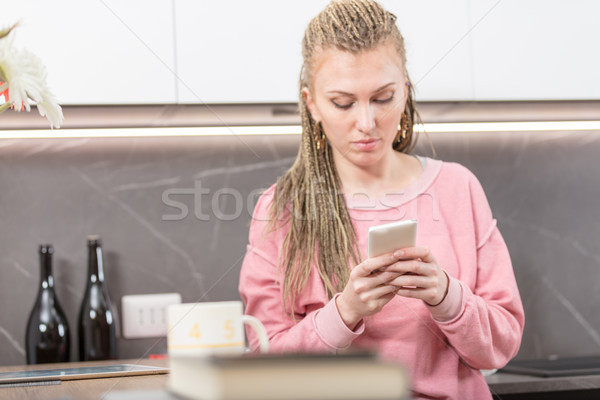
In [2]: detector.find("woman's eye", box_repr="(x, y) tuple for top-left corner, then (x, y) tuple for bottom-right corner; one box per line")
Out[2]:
(332, 100), (354, 110)
(374, 93), (394, 104)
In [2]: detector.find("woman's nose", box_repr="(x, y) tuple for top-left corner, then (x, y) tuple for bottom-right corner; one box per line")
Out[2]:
(356, 103), (376, 133)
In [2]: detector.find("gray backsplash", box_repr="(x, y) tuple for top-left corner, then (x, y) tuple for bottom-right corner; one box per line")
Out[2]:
(1, 130), (599, 366)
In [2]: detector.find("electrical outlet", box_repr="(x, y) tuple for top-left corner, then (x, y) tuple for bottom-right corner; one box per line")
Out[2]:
(121, 293), (182, 339)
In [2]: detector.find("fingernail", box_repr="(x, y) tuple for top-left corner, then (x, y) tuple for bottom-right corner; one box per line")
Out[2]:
(393, 250), (404, 259)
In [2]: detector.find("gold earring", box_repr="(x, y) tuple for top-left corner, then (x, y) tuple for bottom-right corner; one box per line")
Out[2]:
(396, 112), (409, 143)
(315, 121), (326, 151)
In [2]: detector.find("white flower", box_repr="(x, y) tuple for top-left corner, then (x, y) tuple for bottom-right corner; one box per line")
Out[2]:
(0, 29), (64, 128)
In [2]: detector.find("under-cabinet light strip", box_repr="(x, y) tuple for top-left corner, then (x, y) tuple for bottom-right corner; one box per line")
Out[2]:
(1, 120), (600, 139)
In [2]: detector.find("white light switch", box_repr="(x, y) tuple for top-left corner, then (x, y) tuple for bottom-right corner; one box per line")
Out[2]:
(121, 293), (182, 339)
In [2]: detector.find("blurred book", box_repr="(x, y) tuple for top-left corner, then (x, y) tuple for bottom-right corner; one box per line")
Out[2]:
(167, 352), (409, 400)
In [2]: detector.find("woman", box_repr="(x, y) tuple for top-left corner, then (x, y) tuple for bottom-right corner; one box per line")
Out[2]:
(239, 1), (524, 398)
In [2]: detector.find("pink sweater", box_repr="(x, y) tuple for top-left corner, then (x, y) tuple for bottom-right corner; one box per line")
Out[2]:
(239, 158), (525, 400)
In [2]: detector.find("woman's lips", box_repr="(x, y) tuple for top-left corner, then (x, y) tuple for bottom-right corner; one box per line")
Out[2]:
(352, 138), (380, 151)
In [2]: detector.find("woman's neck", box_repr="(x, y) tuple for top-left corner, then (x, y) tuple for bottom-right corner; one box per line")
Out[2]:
(335, 152), (423, 199)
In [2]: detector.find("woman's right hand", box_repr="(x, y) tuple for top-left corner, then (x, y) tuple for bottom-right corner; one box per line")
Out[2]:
(335, 251), (404, 330)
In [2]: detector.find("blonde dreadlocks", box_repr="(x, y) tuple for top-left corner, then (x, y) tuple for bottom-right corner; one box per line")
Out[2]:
(268, 0), (420, 312)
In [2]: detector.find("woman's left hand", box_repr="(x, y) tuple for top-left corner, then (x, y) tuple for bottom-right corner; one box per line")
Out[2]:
(384, 246), (449, 306)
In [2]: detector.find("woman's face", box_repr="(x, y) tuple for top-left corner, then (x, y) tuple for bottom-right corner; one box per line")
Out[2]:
(303, 42), (408, 170)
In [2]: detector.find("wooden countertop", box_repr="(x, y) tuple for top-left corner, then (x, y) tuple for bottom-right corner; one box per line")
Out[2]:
(0, 359), (170, 400)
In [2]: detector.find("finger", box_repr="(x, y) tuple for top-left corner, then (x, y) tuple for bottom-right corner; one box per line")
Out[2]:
(352, 280), (398, 305)
(385, 259), (431, 276)
(362, 283), (399, 302)
(365, 270), (405, 288)
(394, 246), (435, 263)
(388, 274), (434, 289)
(355, 251), (403, 277)
(354, 271), (404, 294)
(395, 286), (429, 300)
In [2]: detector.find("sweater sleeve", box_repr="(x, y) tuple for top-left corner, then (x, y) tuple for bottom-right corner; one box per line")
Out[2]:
(239, 189), (362, 353)
(433, 170), (525, 370)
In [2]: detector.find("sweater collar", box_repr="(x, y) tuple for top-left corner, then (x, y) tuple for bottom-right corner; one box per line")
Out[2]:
(344, 157), (442, 210)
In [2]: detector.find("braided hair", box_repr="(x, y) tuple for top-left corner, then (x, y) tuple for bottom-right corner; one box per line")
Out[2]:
(268, 0), (420, 311)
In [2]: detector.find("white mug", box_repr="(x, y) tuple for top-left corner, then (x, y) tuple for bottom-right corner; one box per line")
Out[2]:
(167, 301), (268, 357)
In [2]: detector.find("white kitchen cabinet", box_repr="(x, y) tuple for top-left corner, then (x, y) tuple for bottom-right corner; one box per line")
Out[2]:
(174, 0), (321, 103)
(470, 0), (600, 100)
(174, 0), (473, 103)
(4, 0), (176, 104)
(3, 0), (599, 105)
(381, 0), (473, 101)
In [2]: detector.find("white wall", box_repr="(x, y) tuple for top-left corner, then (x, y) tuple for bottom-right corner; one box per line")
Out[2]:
(4, 0), (599, 104)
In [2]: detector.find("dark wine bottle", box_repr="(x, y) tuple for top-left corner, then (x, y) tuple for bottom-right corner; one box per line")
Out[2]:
(25, 245), (71, 364)
(78, 235), (118, 361)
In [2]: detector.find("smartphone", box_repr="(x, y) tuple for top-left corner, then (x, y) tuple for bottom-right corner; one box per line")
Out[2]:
(368, 219), (417, 258)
